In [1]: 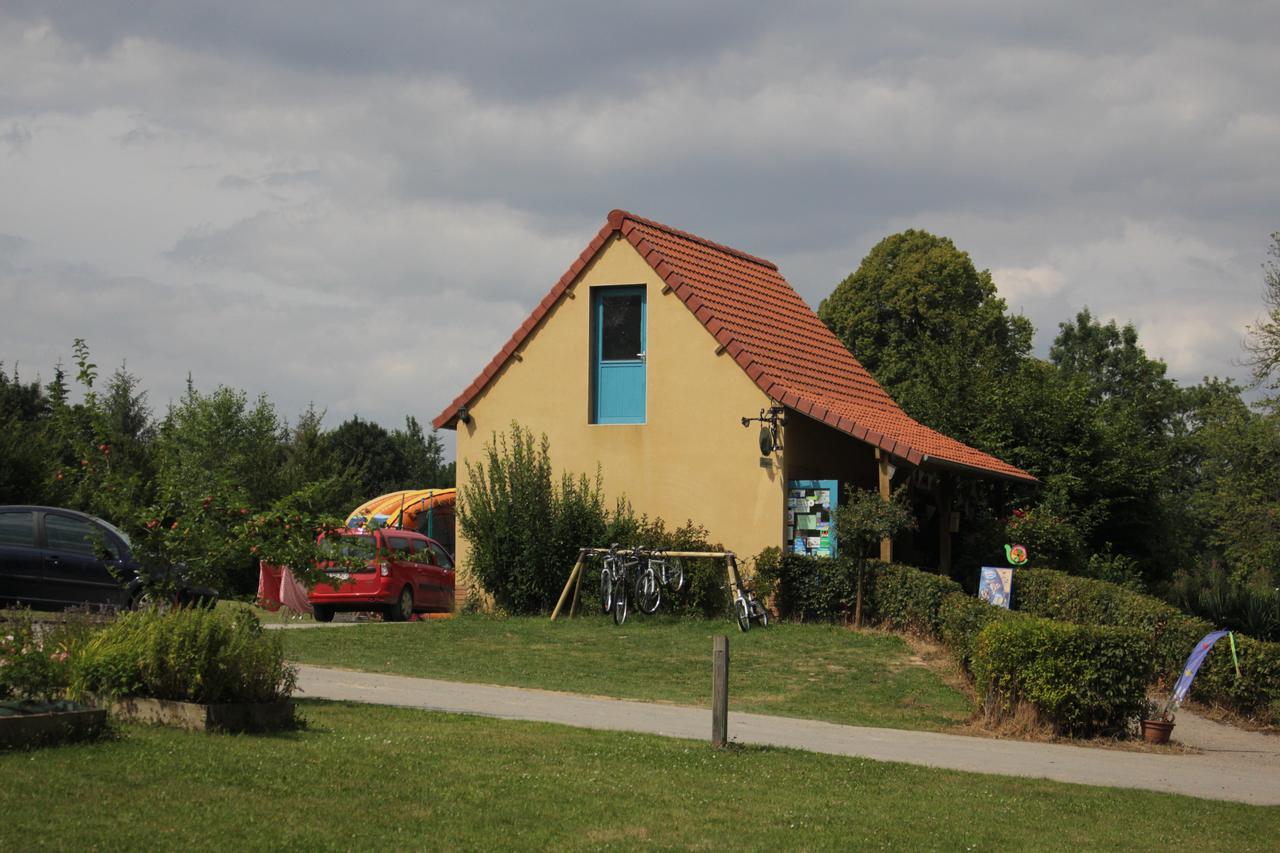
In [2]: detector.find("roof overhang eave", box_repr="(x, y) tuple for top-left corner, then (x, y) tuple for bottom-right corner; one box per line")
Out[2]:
(916, 453), (1039, 485)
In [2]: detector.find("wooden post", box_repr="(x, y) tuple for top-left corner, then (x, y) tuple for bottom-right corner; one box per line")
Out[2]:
(876, 448), (893, 562)
(712, 635), (729, 747)
(549, 553), (584, 621)
(937, 473), (955, 576)
(568, 555), (585, 618)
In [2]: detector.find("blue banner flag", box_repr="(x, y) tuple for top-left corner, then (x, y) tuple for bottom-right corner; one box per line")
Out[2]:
(1171, 630), (1231, 705)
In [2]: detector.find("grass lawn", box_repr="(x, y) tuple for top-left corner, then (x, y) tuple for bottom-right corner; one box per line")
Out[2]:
(281, 614), (972, 731)
(0, 701), (1274, 851)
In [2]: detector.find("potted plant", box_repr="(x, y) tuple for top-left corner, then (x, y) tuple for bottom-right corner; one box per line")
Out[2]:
(1139, 698), (1176, 744)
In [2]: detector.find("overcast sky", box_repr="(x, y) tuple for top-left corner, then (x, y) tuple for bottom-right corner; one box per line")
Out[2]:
(2, 2), (1277, 455)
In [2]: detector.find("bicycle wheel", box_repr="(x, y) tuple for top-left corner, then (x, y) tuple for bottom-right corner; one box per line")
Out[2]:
(613, 586), (629, 625)
(663, 557), (685, 593)
(750, 596), (769, 627)
(636, 567), (661, 615)
(735, 596), (751, 632)
(599, 561), (614, 614)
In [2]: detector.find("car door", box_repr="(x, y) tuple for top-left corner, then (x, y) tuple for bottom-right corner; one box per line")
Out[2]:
(383, 534), (419, 608)
(0, 509), (42, 605)
(428, 541), (456, 610)
(405, 537), (443, 609)
(41, 512), (125, 607)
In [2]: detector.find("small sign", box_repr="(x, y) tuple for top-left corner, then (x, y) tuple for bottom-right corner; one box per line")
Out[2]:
(979, 566), (1013, 608)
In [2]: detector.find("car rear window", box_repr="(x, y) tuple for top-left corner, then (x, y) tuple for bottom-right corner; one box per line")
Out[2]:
(0, 511), (35, 547)
(321, 534), (377, 571)
(45, 514), (114, 557)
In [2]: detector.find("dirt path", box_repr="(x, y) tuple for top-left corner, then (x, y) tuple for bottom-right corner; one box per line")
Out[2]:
(293, 664), (1279, 805)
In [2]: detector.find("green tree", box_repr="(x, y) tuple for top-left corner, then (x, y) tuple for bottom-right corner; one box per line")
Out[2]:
(835, 486), (916, 627)
(817, 229), (1033, 445)
(1244, 232), (1280, 390)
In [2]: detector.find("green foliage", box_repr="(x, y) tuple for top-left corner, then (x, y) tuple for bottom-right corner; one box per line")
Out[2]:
(605, 515), (728, 617)
(1015, 567), (1280, 721)
(817, 229), (1032, 446)
(1167, 560), (1280, 640)
(938, 593), (1018, 671)
(1004, 507), (1087, 574)
(71, 607), (296, 704)
(753, 550), (857, 621)
(972, 616), (1152, 737)
(458, 424), (611, 614)
(0, 609), (87, 702)
(864, 561), (961, 636)
(459, 424), (722, 616)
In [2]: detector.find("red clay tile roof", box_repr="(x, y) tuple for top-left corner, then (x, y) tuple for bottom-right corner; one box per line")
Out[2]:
(434, 210), (1036, 483)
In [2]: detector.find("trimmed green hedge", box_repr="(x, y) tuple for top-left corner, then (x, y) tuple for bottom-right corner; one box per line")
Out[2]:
(1015, 567), (1280, 721)
(972, 616), (1152, 737)
(864, 562), (962, 636)
(754, 552), (961, 632)
(939, 592), (1018, 671)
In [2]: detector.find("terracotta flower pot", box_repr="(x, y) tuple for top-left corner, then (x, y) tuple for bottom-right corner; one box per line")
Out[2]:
(1140, 718), (1175, 745)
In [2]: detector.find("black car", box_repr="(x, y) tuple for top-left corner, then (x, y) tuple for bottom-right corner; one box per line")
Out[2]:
(0, 505), (219, 611)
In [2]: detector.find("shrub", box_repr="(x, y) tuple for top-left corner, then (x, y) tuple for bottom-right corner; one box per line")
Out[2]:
(972, 616), (1152, 737)
(753, 550), (856, 622)
(458, 424), (611, 614)
(71, 607), (295, 704)
(938, 592), (1018, 672)
(0, 609), (87, 703)
(605, 515), (729, 618)
(864, 562), (961, 636)
(1015, 567), (1280, 722)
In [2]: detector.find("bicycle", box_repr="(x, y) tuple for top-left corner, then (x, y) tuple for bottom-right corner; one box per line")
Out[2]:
(646, 552), (685, 594)
(631, 548), (662, 616)
(727, 553), (769, 632)
(599, 544), (621, 615)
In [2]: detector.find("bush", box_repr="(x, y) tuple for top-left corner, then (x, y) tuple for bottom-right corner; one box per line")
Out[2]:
(71, 607), (295, 704)
(1014, 567), (1280, 722)
(864, 562), (962, 636)
(604, 516), (729, 618)
(459, 424), (612, 614)
(753, 550), (856, 621)
(972, 616), (1152, 737)
(0, 609), (88, 703)
(938, 593), (1018, 672)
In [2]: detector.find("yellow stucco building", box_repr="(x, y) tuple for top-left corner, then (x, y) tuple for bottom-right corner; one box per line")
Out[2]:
(434, 210), (1033, 598)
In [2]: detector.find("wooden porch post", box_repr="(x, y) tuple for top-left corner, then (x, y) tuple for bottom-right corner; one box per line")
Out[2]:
(876, 448), (893, 562)
(937, 473), (955, 576)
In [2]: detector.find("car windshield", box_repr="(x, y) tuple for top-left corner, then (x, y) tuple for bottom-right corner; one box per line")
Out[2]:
(321, 534), (377, 562)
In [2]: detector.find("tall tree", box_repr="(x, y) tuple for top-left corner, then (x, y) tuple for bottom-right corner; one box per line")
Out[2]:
(817, 229), (1033, 446)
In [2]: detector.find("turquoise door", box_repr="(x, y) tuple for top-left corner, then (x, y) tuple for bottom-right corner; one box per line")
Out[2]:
(593, 286), (646, 423)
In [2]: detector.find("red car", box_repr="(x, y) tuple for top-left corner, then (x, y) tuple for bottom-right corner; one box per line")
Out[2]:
(309, 528), (455, 622)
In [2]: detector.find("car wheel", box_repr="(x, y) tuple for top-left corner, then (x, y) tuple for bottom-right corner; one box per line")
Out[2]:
(313, 605), (334, 623)
(385, 587), (413, 622)
(132, 589), (174, 613)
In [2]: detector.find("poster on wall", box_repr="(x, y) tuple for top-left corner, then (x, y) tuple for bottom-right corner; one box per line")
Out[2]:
(978, 566), (1014, 608)
(786, 479), (837, 558)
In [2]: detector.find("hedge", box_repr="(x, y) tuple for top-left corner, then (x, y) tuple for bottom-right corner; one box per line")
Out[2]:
(938, 592), (1019, 672)
(972, 616), (1152, 737)
(1015, 567), (1280, 721)
(863, 562), (962, 636)
(754, 552), (961, 631)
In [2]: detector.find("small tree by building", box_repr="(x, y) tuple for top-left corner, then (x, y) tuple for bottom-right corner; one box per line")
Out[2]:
(836, 485), (916, 627)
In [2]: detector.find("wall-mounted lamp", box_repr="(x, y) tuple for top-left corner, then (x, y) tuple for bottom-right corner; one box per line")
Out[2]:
(741, 406), (787, 455)
(457, 406), (472, 425)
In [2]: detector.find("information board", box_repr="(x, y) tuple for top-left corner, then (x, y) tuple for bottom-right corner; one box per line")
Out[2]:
(786, 480), (837, 558)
